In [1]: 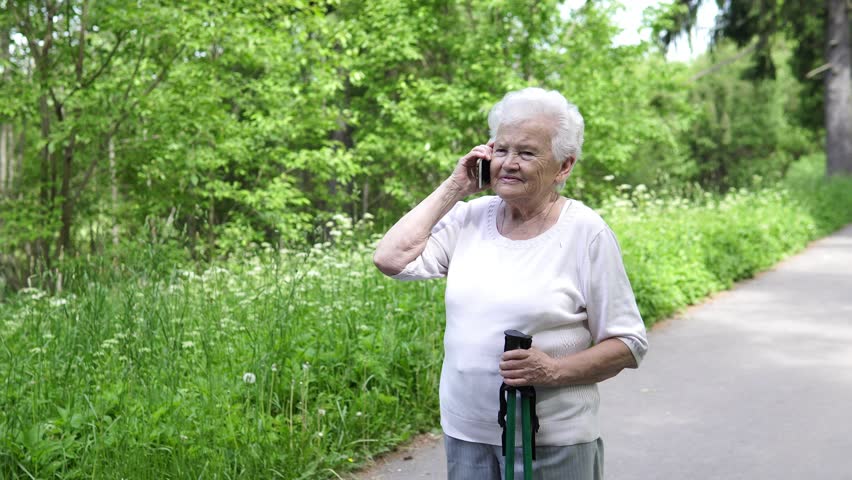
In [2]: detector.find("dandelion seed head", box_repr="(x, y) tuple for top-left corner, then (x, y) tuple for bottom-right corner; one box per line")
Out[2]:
(242, 372), (256, 384)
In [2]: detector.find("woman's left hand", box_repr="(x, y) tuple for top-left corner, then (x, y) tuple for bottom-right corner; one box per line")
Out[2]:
(499, 347), (560, 387)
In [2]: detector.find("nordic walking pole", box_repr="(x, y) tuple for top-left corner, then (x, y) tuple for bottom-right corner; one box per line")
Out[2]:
(505, 390), (516, 480)
(499, 330), (539, 480)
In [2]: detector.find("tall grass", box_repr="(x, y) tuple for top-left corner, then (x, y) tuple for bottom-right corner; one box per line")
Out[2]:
(1, 215), (446, 479)
(2, 156), (851, 479)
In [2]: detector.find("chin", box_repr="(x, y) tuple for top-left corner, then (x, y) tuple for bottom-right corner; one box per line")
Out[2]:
(493, 185), (526, 199)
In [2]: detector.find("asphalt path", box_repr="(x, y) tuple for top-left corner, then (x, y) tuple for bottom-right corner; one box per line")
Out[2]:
(354, 224), (852, 480)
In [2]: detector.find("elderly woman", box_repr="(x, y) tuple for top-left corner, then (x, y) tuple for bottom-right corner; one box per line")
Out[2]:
(373, 87), (647, 480)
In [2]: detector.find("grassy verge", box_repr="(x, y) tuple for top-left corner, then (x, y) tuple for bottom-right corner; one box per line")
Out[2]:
(605, 154), (852, 325)
(2, 156), (851, 479)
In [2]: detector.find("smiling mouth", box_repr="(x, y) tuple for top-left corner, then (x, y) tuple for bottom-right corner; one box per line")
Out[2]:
(500, 176), (523, 182)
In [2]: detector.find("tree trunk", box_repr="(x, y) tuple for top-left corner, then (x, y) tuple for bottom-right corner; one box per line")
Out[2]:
(15, 124), (23, 195)
(38, 94), (52, 270)
(0, 125), (7, 194)
(110, 137), (119, 245)
(1, 26), (8, 195)
(825, 0), (852, 175)
(58, 133), (76, 256)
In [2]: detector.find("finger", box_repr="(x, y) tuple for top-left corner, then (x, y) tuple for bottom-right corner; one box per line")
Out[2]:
(502, 377), (528, 387)
(499, 368), (525, 379)
(471, 147), (488, 159)
(499, 360), (524, 371)
(501, 350), (529, 361)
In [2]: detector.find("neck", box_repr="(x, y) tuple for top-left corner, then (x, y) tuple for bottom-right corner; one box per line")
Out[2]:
(504, 192), (560, 222)
(499, 193), (563, 238)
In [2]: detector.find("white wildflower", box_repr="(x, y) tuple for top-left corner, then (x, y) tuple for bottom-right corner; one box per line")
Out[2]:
(181, 341), (195, 349)
(603, 175), (615, 181)
(243, 372), (256, 384)
(318, 408), (326, 416)
(49, 298), (68, 307)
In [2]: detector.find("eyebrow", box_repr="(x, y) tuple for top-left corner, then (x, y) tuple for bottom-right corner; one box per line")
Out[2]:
(494, 142), (539, 151)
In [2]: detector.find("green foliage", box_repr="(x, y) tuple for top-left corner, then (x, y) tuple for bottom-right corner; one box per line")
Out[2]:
(604, 155), (852, 323)
(1, 0), (702, 277)
(681, 41), (817, 188)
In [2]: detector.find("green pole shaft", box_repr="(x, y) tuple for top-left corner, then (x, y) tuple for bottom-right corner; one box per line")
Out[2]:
(505, 391), (516, 480)
(522, 396), (533, 480)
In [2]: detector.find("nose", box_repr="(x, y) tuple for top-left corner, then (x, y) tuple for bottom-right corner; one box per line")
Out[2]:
(503, 153), (521, 170)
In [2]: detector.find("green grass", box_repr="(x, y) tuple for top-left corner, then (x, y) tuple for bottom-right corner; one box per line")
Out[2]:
(605, 154), (852, 324)
(2, 156), (851, 479)
(1, 221), (447, 479)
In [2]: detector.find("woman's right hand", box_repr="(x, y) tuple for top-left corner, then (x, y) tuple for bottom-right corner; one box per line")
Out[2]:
(446, 142), (494, 196)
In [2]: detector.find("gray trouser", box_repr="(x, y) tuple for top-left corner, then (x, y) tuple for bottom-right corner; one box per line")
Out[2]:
(445, 435), (604, 480)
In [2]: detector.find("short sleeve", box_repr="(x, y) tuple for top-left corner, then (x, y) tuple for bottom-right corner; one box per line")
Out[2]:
(583, 228), (648, 365)
(392, 201), (468, 281)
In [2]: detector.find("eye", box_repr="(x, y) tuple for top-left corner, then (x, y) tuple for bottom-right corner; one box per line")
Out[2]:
(494, 148), (508, 156)
(520, 151), (535, 160)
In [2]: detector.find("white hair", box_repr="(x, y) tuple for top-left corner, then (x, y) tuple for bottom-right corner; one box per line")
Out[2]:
(487, 88), (585, 190)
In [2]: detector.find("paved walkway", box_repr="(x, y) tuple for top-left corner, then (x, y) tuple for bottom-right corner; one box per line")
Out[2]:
(354, 225), (852, 480)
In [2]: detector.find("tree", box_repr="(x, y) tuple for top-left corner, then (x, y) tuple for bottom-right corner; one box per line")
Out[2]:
(658, 0), (852, 176)
(0, 1), (189, 287)
(825, 0), (852, 174)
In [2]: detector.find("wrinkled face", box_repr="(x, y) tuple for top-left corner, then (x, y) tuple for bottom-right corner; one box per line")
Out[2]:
(491, 118), (567, 203)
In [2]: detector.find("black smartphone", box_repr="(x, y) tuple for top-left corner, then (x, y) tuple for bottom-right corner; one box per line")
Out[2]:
(477, 158), (491, 189)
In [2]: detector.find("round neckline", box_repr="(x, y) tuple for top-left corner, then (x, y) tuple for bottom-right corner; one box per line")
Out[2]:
(486, 196), (575, 249)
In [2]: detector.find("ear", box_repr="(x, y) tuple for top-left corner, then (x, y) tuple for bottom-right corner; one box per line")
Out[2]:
(555, 155), (576, 182)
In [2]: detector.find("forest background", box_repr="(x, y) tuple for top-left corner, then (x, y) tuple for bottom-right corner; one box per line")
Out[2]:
(1, 1), (851, 479)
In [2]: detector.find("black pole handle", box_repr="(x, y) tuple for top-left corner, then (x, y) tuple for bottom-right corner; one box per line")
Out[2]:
(504, 329), (532, 352)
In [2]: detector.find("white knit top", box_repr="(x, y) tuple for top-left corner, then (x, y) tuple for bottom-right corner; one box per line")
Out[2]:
(393, 195), (648, 446)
